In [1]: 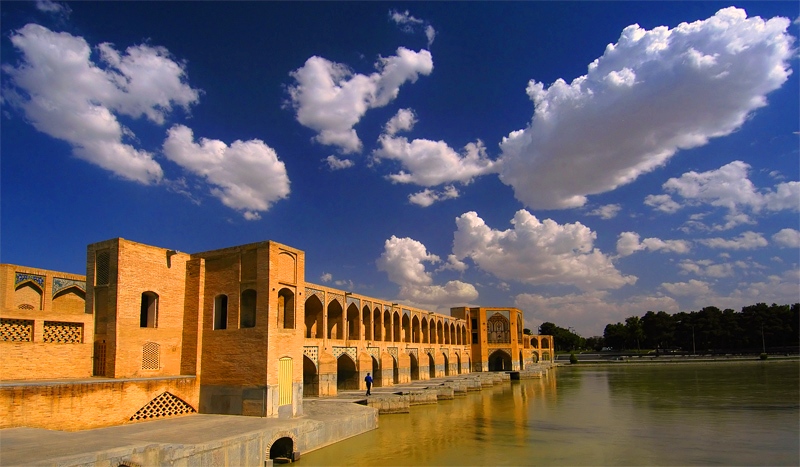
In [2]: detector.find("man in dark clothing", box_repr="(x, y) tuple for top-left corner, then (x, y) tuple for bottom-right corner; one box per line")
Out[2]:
(365, 372), (373, 396)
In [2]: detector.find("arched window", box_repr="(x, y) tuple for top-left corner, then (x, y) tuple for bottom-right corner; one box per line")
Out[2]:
(487, 314), (510, 344)
(240, 289), (257, 328)
(140, 292), (158, 328)
(278, 288), (295, 329)
(214, 294), (228, 330)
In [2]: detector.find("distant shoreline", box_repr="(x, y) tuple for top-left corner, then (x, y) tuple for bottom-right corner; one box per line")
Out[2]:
(561, 355), (799, 366)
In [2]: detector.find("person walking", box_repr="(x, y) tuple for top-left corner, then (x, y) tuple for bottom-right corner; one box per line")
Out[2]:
(365, 372), (373, 396)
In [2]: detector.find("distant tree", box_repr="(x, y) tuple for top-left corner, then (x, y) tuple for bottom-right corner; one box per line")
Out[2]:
(625, 316), (644, 351)
(604, 323), (626, 350)
(523, 328), (532, 335)
(585, 336), (604, 351)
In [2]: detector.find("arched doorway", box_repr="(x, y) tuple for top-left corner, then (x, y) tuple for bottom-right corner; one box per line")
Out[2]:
(519, 351), (524, 370)
(371, 356), (382, 388)
(303, 355), (318, 397)
(443, 353), (450, 376)
(410, 353), (419, 380)
(456, 353), (462, 375)
(305, 295), (323, 338)
(428, 353), (436, 378)
(392, 356), (399, 384)
(337, 355), (358, 390)
(488, 350), (512, 371)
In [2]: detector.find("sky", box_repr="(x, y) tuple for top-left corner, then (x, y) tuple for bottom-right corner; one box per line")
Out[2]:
(2, 1), (798, 337)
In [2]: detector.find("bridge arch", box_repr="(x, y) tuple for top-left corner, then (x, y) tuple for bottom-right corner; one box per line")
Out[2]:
(336, 354), (358, 390)
(362, 305), (372, 340)
(305, 295), (323, 338)
(409, 353), (419, 380)
(488, 349), (512, 371)
(303, 355), (318, 397)
(327, 299), (343, 340)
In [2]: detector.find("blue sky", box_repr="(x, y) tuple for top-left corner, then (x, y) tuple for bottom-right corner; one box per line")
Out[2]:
(2, 1), (798, 336)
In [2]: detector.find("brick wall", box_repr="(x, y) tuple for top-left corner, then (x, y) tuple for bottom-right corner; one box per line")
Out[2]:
(0, 377), (199, 431)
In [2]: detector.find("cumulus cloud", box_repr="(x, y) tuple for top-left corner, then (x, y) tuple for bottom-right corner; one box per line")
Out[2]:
(698, 231), (768, 250)
(616, 232), (691, 257)
(586, 204), (621, 219)
(772, 228), (800, 248)
(374, 135), (497, 186)
(498, 7), (794, 210)
(376, 236), (478, 307)
(3, 24), (200, 184)
(389, 10), (436, 47)
(324, 155), (355, 170)
(384, 108), (417, 136)
(287, 48), (433, 154)
(516, 291), (678, 336)
(677, 259), (735, 278)
(320, 273), (333, 283)
(661, 279), (712, 297)
(453, 210), (636, 291)
(162, 125), (290, 219)
(408, 186), (459, 207)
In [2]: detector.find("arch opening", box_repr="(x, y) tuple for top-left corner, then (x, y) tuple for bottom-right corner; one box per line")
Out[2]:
(336, 355), (358, 390)
(488, 350), (512, 371)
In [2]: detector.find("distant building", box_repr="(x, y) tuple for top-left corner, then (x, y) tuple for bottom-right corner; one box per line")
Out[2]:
(1, 237), (554, 431)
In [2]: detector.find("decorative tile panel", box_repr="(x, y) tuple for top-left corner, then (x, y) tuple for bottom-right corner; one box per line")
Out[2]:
(142, 342), (160, 370)
(332, 346), (357, 362)
(424, 347), (435, 356)
(346, 296), (360, 308)
(305, 287), (324, 303)
(367, 347), (380, 359)
(303, 346), (319, 366)
(52, 278), (86, 296)
(388, 347), (398, 360)
(402, 308), (410, 317)
(440, 347), (449, 357)
(328, 293), (344, 307)
(406, 348), (418, 358)
(14, 273), (44, 290)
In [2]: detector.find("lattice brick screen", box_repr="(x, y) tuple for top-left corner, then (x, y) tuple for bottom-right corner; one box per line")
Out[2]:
(129, 392), (196, 421)
(43, 321), (83, 343)
(1, 318), (33, 342)
(142, 342), (160, 370)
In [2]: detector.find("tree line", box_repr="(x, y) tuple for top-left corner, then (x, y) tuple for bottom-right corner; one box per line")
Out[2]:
(536, 303), (799, 353)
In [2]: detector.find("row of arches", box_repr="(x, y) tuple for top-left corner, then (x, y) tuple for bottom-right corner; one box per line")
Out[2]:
(302, 350), (470, 396)
(304, 295), (468, 345)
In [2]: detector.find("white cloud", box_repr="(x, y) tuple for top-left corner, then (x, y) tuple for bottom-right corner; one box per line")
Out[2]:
(374, 135), (496, 186)
(498, 8), (794, 210)
(35, 0), (70, 16)
(4, 24), (200, 184)
(287, 48), (433, 154)
(772, 228), (800, 248)
(389, 10), (436, 47)
(587, 204), (621, 219)
(384, 108), (417, 136)
(325, 155), (355, 170)
(320, 273), (333, 283)
(644, 194), (682, 213)
(436, 254), (469, 273)
(162, 125), (290, 219)
(408, 186), (460, 207)
(661, 279), (712, 297)
(661, 161), (800, 220)
(516, 291), (678, 336)
(453, 210), (636, 291)
(376, 236), (478, 307)
(698, 231), (768, 250)
(616, 232), (691, 257)
(664, 270), (799, 310)
(677, 259), (735, 278)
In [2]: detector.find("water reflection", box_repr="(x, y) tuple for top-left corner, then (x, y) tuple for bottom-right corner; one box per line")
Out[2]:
(301, 361), (798, 466)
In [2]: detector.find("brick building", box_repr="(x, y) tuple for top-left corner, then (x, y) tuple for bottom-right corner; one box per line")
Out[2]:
(1, 237), (554, 431)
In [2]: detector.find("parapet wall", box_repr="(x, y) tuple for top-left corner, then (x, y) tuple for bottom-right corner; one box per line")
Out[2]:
(0, 376), (198, 431)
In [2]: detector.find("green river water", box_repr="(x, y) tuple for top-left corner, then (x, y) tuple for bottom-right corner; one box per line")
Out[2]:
(301, 360), (799, 466)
